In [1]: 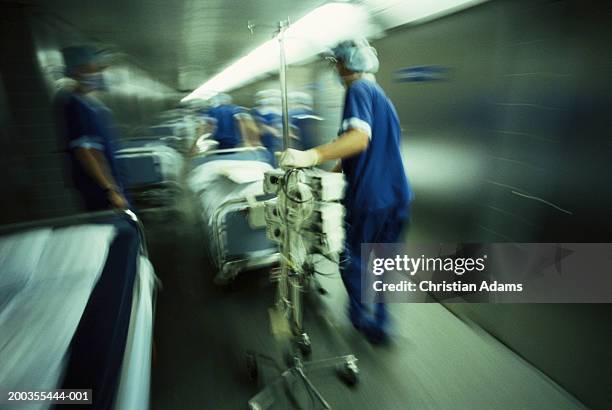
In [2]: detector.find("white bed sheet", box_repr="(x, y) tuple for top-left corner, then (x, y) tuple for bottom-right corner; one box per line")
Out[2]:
(188, 160), (272, 228)
(0, 225), (116, 410)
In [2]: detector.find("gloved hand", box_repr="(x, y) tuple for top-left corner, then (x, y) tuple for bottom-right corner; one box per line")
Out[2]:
(276, 148), (320, 168)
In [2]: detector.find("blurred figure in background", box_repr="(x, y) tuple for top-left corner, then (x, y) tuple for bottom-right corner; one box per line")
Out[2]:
(55, 45), (129, 211)
(278, 39), (413, 344)
(206, 93), (246, 149)
(252, 90), (284, 159)
(190, 115), (219, 155)
(289, 91), (322, 150)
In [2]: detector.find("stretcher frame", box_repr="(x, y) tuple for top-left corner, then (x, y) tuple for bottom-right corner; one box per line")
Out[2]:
(188, 145), (279, 283)
(116, 144), (186, 207)
(210, 197), (280, 284)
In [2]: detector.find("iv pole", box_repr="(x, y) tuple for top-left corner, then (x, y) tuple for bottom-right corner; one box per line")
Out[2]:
(278, 19), (291, 152)
(246, 19), (359, 410)
(276, 18), (307, 352)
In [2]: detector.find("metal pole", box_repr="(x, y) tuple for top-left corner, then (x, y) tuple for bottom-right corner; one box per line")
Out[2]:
(278, 19), (290, 151)
(277, 18), (292, 324)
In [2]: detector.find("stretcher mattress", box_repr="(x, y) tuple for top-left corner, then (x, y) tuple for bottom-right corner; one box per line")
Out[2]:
(0, 225), (116, 408)
(188, 160), (271, 227)
(0, 219), (155, 410)
(190, 149), (273, 168)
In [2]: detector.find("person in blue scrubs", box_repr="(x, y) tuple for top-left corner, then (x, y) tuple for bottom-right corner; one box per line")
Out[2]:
(289, 91), (322, 150)
(252, 93), (283, 151)
(250, 91), (284, 165)
(56, 46), (129, 211)
(279, 39), (413, 344)
(206, 93), (246, 149)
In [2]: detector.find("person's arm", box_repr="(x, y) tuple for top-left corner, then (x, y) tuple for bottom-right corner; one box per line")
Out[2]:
(238, 116), (262, 147)
(279, 81), (373, 168)
(314, 129), (369, 163)
(74, 147), (127, 209)
(277, 129), (368, 168)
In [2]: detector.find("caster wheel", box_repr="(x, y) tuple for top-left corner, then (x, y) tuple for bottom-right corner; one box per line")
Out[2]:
(297, 333), (311, 356)
(246, 353), (258, 382)
(340, 359), (359, 386)
(248, 402), (261, 410)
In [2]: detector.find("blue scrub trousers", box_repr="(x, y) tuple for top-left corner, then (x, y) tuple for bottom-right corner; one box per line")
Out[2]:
(341, 205), (409, 332)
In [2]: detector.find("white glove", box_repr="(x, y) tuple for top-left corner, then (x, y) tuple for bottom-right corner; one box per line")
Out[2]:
(277, 148), (320, 168)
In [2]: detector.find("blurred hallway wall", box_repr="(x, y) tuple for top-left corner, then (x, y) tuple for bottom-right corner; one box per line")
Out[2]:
(375, 0), (611, 244)
(371, 2), (611, 408)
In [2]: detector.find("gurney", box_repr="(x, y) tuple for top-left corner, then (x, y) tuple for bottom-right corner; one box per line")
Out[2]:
(148, 117), (199, 154)
(191, 146), (274, 168)
(0, 210), (156, 410)
(188, 147), (278, 283)
(116, 138), (184, 206)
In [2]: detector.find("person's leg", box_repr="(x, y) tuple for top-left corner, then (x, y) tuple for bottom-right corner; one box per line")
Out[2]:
(341, 209), (390, 331)
(372, 219), (404, 324)
(340, 218), (369, 329)
(366, 207), (409, 343)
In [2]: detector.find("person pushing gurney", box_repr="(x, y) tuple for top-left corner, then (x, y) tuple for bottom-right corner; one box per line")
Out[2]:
(278, 39), (414, 344)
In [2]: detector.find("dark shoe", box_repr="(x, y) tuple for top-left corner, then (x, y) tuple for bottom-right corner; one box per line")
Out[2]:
(348, 307), (367, 331)
(362, 321), (390, 345)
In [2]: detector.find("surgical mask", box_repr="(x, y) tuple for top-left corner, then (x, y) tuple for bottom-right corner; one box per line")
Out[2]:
(79, 72), (107, 91)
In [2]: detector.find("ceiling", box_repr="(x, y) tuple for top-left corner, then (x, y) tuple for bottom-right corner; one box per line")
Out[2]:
(31, 0), (485, 92)
(35, 0), (324, 90)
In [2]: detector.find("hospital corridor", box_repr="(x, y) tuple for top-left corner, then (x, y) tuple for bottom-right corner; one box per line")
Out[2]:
(0, 1), (610, 410)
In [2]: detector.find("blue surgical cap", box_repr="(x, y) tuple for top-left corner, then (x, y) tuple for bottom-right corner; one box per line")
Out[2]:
(331, 38), (379, 74)
(211, 93), (232, 106)
(61, 45), (105, 77)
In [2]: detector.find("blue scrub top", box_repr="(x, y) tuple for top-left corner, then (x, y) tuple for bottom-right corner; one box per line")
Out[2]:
(252, 108), (282, 128)
(61, 92), (125, 210)
(208, 104), (244, 149)
(340, 78), (413, 217)
(252, 107), (283, 155)
(290, 107), (320, 150)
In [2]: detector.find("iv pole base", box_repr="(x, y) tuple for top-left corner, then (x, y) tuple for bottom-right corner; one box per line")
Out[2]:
(246, 352), (359, 410)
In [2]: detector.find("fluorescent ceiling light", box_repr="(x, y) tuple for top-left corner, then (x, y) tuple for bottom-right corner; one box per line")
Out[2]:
(365, 0), (486, 27)
(183, 2), (371, 101)
(182, 0), (484, 102)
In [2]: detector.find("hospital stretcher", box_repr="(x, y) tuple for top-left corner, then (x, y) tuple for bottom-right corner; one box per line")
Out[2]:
(0, 210), (156, 410)
(148, 117), (198, 154)
(116, 138), (185, 206)
(188, 146), (279, 283)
